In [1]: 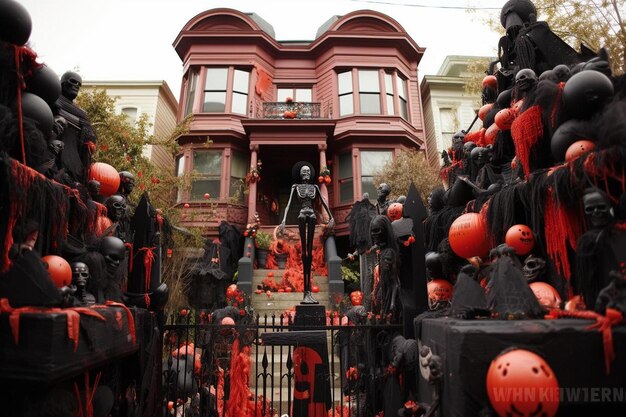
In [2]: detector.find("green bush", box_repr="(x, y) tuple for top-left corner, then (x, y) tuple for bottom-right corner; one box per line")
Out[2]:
(255, 230), (272, 250)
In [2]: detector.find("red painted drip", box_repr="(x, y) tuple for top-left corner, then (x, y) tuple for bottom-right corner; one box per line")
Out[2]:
(511, 105), (543, 176)
(137, 247), (156, 308)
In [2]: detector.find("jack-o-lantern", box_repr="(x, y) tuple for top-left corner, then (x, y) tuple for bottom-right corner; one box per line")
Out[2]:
(387, 202), (403, 221)
(427, 279), (453, 310)
(487, 349), (560, 417)
(565, 140), (595, 162)
(494, 108), (515, 130)
(350, 291), (364, 306)
(529, 282), (562, 309)
(504, 224), (534, 255)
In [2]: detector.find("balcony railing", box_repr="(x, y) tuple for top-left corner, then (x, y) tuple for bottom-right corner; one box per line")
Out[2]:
(260, 101), (321, 119)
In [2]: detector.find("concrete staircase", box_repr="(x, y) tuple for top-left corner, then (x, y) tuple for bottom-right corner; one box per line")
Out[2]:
(250, 268), (331, 317)
(248, 268), (344, 415)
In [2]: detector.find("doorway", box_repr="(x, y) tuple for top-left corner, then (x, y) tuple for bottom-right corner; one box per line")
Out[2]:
(255, 144), (319, 226)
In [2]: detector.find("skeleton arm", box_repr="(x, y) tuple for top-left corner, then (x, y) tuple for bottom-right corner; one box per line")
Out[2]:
(315, 184), (334, 228)
(279, 185), (296, 233)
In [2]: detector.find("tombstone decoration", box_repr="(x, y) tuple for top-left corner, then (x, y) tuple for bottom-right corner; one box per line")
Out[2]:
(279, 161), (334, 304)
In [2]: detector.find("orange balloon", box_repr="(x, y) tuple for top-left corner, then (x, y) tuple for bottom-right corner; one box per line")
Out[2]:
(449, 213), (490, 259)
(42, 255), (72, 288)
(478, 103), (493, 121)
(482, 75), (498, 90)
(495, 108), (515, 130)
(529, 282), (562, 309)
(88, 162), (120, 197)
(565, 140), (595, 162)
(484, 123), (500, 145)
(387, 202), (403, 221)
(487, 349), (560, 417)
(504, 224), (535, 255)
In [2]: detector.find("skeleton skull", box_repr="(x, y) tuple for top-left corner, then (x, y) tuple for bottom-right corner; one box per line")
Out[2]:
(119, 171), (135, 195)
(48, 139), (64, 156)
(463, 141), (476, 158)
(60, 71), (82, 101)
(377, 183), (390, 199)
(105, 195), (127, 221)
(553, 64), (571, 83)
(299, 165), (311, 182)
(522, 255), (546, 282)
(583, 188), (614, 229)
(515, 68), (538, 93)
(87, 180), (101, 198)
(71, 262), (90, 287)
(100, 236), (126, 273)
(370, 215), (389, 247)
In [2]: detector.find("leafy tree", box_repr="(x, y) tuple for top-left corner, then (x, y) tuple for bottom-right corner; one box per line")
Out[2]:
(373, 149), (441, 202)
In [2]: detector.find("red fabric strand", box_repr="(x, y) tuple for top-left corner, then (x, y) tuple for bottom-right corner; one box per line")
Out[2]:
(511, 105), (543, 176)
(543, 188), (582, 279)
(137, 247), (156, 308)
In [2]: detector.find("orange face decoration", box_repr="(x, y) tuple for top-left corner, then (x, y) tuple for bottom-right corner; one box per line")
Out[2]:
(387, 202), (403, 221)
(487, 349), (560, 417)
(505, 224), (535, 255)
(494, 108), (515, 130)
(529, 282), (562, 309)
(427, 279), (453, 310)
(350, 291), (364, 306)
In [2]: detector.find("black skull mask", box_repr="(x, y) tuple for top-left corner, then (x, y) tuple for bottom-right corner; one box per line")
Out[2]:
(463, 141), (476, 159)
(522, 255), (546, 282)
(119, 171), (135, 195)
(583, 189), (614, 229)
(515, 68), (538, 93)
(553, 65), (571, 83)
(100, 236), (126, 272)
(49, 139), (64, 156)
(71, 261), (90, 287)
(105, 195), (127, 221)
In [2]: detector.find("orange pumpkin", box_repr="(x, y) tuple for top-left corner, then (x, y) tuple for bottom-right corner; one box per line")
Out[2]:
(387, 202), (403, 221)
(449, 213), (490, 259)
(504, 224), (534, 255)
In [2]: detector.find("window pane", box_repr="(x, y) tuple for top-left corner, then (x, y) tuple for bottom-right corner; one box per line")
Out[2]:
(232, 92), (247, 115)
(184, 72), (197, 116)
(338, 152), (352, 178)
(396, 76), (407, 99)
(122, 107), (137, 125)
(339, 93), (353, 116)
(338, 72), (353, 95)
(191, 179), (220, 200)
(440, 108), (455, 132)
(358, 70), (380, 92)
(277, 89), (291, 102)
(176, 156), (185, 176)
(233, 69), (249, 93)
(361, 177), (377, 200)
(203, 92), (226, 112)
(340, 178), (353, 203)
(205, 68), (228, 90)
(193, 151), (222, 175)
(360, 151), (392, 175)
(296, 88), (311, 102)
(399, 99), (408, 120)
(386, 95), (395, 115)
(229, 178), (245, 201)
(359, 93), (381, 114)
(384, 73), (393, 94)
(231, 152), (248, 178)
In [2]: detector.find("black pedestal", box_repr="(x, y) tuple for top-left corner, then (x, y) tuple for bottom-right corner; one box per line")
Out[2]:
(294, 304), (326, 327)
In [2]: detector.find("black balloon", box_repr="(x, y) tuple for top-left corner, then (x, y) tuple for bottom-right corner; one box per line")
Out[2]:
(15, 92), (54, 137)
(0, 0), (32, 45)
(26, 64), (61, 106)
(563, 70), (614, 120)
(550, 119), (594, 162)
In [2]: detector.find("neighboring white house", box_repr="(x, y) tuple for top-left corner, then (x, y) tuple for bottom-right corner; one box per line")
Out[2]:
(420, 55), (493, 167)
(81, 80), (178, 169)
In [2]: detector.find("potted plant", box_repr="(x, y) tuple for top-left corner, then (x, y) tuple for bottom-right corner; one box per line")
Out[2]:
(255, 230), (272, 267)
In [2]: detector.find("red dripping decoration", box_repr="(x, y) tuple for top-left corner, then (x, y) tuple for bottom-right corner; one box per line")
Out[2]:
(511, 105), (543, 176)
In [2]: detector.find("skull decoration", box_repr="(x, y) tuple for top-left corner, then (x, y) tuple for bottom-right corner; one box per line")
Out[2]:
(583, 188), (614, 229)
(370, 215), (391, 248)
(553, 64), (571, 83)
(350, 290), (364, 306)
(60, 71), (82, 101)
(118, 171), (135, 196)
(463, 141), (477, 159)
(377, 183), (391, 199)
(105, 195), (127, 222)
(87, 180), (101, 200)
(299, 165), (311, 182)
(515, 68), (538, 94)
(100, 236), (126, 273)
(71, 262), (90, 287)
(451, 131), (465, 157)
(48, 139), (64, 156)
(522, 255), (546, 282)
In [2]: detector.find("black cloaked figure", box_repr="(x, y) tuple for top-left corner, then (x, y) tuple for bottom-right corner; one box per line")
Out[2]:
(218, 220), (243, 270)
(485, 244), (544, 319)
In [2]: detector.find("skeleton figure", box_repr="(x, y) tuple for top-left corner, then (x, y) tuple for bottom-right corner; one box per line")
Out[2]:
(376, 183), (392, 215)
(515, 68), (538, 100)
(280, 163), (334, 304)
(522, 255), (546, 282)
(71, 261), (95, 305)
(118, 171), (135, 198)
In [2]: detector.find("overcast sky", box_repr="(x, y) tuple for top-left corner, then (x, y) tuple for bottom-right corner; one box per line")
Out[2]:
(19, 0), (504, 100)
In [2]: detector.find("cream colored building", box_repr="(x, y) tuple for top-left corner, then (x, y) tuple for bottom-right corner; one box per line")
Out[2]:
(420, 55), (493, 166)
(81, 80), (178, 169)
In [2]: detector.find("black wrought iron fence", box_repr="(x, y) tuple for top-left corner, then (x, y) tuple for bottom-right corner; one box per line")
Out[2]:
(260, 102), (321, 119)
(162, 311), (402, 417)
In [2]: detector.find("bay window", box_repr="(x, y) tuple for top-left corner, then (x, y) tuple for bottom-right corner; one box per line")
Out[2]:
(397, 75), (408, 120)
(358, 70), (381, 114)
(202, 67), (250, 115)
(184, 70), (198, 117)
(338, 71), (354, 116)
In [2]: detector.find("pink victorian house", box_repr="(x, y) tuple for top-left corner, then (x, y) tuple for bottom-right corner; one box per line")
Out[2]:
(173, 8), (426, 250)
